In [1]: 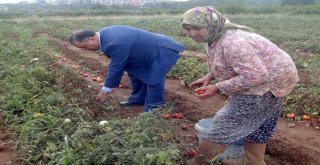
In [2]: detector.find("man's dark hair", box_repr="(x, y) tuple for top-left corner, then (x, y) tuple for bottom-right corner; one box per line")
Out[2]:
(69, 30), (96, 44)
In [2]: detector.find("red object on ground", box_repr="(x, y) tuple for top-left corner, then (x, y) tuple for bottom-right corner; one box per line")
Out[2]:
(162, 113), (171, 119)
(82, 73), (88, 77)
(182, 124), (190, 130)
(187, 149), (197, 158)
(172, 113), (183, 119)
(286, 113), (295, 119)
(303, 115), (311, 120)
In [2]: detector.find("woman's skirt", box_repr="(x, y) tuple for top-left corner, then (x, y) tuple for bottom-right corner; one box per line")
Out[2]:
(201, 91), (283, 144)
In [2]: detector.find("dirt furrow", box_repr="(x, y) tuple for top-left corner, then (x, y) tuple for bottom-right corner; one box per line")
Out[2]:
(0, 128), (15, 165)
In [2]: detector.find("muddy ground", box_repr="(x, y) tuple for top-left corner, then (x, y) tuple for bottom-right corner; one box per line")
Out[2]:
(0, 127), (15, 165)
(1, 33), (319, 165)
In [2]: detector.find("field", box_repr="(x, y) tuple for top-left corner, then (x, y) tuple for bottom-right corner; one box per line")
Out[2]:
(0, 5), (320, 165)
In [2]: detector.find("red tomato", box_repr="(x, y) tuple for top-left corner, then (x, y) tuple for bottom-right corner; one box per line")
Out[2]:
(172, 113), (183, 119)
(118, 84), (123, 88)
(82, 73), (88, 77)
(286, 113), (295, 119)
(187, 149), (197, 158)
(92, 77), (97, 81)
(162, 114), (171, 119)
(196, 90), (205, 95)
(303, 115), (311, 120)
(182, 124), (190, 130)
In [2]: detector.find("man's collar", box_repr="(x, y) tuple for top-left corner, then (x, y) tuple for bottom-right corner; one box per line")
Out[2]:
(96, 32), (102, 52)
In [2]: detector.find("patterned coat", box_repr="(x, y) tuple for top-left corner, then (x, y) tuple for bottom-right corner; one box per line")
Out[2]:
(207, 29), (299, 97)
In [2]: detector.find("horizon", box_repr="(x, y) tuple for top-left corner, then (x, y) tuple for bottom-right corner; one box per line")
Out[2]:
(0, 0), (189, 4)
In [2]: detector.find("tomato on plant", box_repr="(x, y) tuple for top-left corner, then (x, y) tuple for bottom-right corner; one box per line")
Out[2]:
(92, 77), (97, 81)
(63, 118), (71, 124)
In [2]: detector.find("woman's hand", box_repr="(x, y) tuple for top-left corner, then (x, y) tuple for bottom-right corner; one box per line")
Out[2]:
(195, 85), (220, 100)
(189, 73), (214, 89)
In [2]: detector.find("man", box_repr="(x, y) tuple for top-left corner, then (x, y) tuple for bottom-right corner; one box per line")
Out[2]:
(69, 25), (184, 112)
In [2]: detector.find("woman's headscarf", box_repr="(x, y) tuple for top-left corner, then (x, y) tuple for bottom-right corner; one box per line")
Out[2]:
(181, 6), (251, 45)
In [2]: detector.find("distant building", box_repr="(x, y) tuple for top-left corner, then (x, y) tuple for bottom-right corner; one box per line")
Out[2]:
(128, 0), (143, 6)
(29, 0), (184, 6)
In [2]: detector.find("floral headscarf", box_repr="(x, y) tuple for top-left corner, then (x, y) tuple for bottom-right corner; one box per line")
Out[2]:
(181, 6), (251, 45)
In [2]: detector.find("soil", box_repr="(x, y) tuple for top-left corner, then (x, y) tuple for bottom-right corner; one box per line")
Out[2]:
(1, 32), (319, 165)
(0, 128), (15, 165)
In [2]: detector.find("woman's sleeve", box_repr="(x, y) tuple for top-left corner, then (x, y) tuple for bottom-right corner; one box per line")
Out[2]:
(216, 41), (269, 94)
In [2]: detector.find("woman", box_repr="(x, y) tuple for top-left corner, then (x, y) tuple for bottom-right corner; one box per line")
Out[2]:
(181, 6), (299, 165)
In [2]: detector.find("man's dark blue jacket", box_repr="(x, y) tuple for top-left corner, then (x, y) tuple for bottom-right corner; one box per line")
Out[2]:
(99, 25), (185, 88)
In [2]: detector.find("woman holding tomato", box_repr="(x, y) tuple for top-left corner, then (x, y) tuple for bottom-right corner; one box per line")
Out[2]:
(181, 6), (299, 165)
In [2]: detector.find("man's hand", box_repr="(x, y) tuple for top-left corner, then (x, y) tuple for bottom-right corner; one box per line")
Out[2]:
(96, 91), (110, 103)
(195, 85), (220, 100)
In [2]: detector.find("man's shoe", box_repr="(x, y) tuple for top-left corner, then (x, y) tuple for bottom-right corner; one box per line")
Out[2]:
(119, 101), (135, 106)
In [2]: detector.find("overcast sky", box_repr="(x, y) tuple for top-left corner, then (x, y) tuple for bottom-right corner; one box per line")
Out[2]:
(0, 0), (31, 4)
